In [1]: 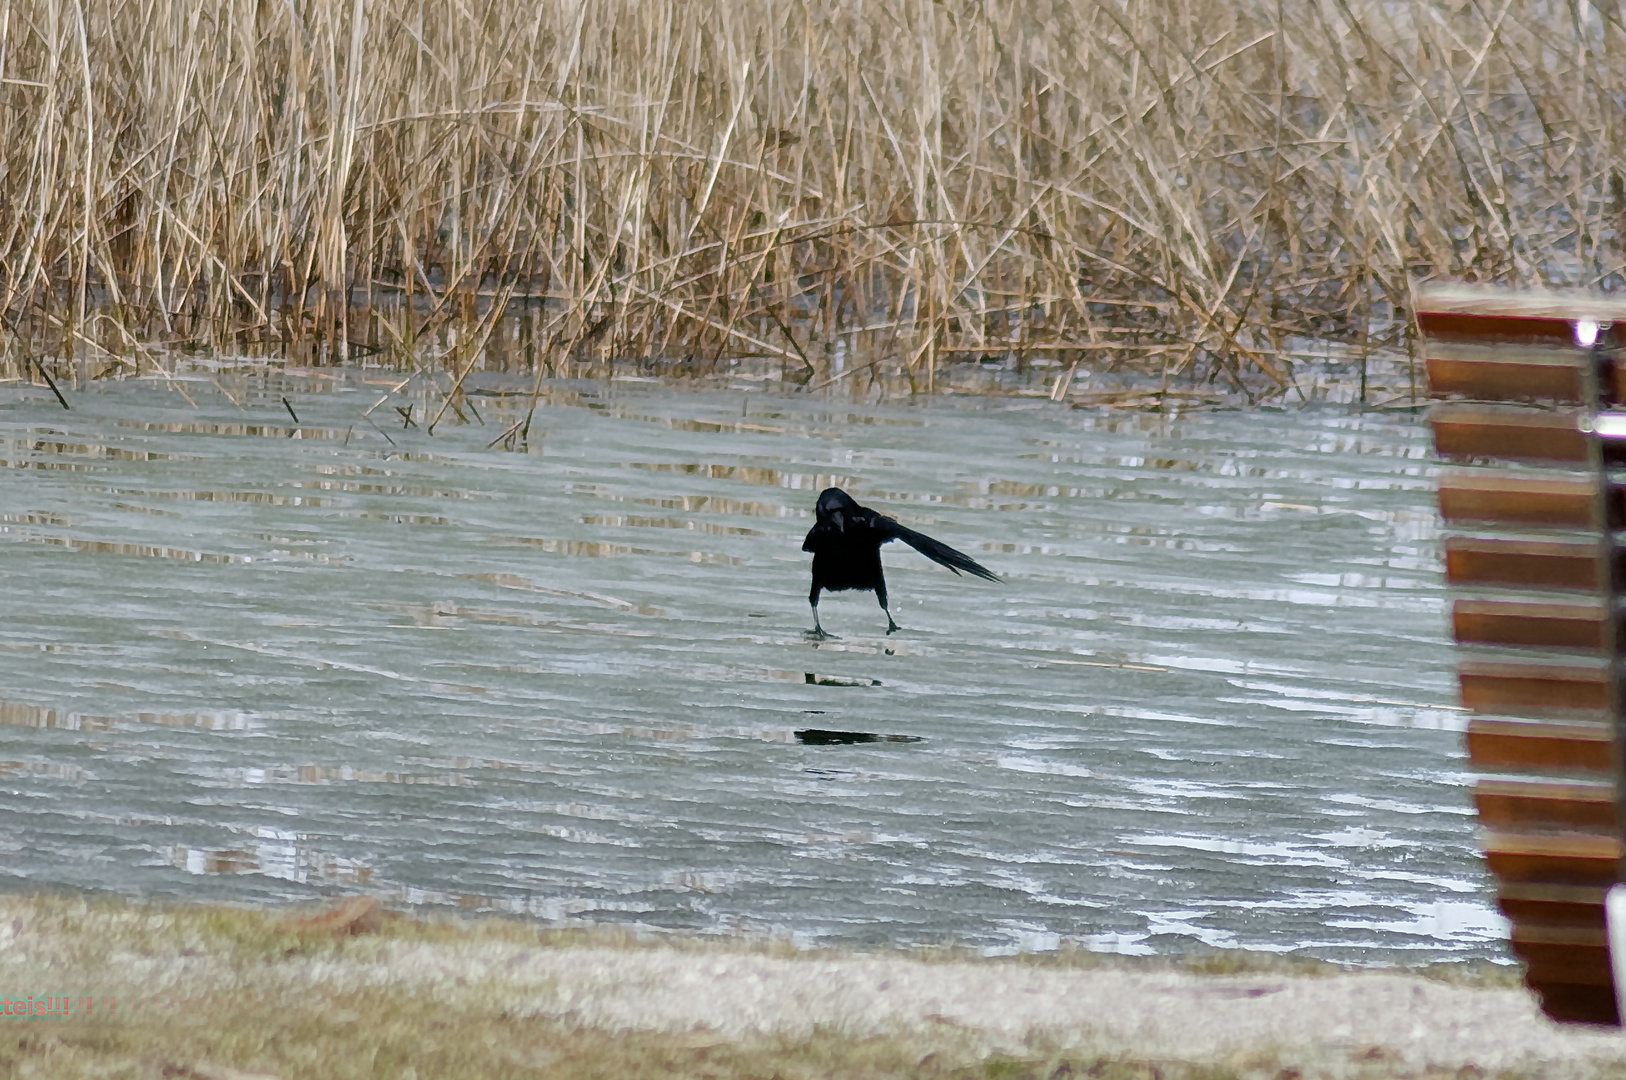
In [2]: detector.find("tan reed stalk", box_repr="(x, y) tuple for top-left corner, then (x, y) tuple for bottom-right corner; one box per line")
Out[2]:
(0, 0), (1623, 396)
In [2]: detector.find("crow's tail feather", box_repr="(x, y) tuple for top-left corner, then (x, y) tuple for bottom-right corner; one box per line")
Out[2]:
(891, 524), (1001, 582)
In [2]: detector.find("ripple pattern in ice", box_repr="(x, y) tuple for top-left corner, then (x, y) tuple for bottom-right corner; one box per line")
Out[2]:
(0, 375), (1481, 959)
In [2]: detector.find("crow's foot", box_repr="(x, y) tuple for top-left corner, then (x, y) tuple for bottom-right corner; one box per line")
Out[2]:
(805, 627), (838, 641)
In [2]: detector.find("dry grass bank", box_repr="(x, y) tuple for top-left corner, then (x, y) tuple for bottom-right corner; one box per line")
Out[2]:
(0, 0), (1621, 401)
(1, 892), (1616, 1080)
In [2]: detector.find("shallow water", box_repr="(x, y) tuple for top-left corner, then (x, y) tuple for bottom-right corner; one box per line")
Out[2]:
(0, 372), (1491, 960)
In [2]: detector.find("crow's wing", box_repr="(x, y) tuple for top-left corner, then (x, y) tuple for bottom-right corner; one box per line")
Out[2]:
(875, 515), (1000, 582)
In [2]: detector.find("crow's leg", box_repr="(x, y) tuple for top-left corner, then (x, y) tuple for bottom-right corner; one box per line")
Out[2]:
(875, 578), (900, 635)
(807, 582), (832, 639)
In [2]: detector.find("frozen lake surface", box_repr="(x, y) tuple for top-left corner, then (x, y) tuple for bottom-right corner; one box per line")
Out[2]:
(0, 372), (1493, 960)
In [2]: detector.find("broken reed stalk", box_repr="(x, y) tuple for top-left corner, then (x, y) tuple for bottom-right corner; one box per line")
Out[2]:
(0, 0), (1622, 398)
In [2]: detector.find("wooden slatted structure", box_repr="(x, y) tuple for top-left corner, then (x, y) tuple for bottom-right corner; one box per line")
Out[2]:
(1419, 283), (1626, 1026)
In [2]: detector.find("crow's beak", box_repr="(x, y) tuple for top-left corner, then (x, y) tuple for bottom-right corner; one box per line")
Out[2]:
(832, 511), (844, 532)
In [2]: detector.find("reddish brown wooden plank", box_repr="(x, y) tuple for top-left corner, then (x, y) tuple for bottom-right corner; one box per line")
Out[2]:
(1502, 930), (1619, 1014)
(1453, 599), (1604, 650)
(1512, 942), (1614, 986)
(1495, 882), (1608, 929)
(1474, 779), (1617, 831)
(1413, 284), (1626, 323)
(1437, 474), (1597, 527)
(1482, 831), (1621, 885)
(1443, 537), (1598, 591)
(1431, 407), (1588, 463)
(1459, 660), (1607, 712)
(1527, 981), (1620, 1026)
(1426, 353), (1584, 403)
(1465, 718), (1613, 773)
(1418, 311), (1581, 346)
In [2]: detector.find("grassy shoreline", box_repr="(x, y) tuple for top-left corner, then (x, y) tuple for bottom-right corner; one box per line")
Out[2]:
(2, 891), (1600, 1080)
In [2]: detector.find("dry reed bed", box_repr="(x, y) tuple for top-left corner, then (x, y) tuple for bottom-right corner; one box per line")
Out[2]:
(0, 0), (1619, 404)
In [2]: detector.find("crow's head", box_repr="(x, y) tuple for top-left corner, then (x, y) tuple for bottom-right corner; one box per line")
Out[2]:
(815, 487), (861, 528)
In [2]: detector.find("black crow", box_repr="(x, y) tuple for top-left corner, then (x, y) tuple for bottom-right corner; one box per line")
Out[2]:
(801, 487), (998, 636)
